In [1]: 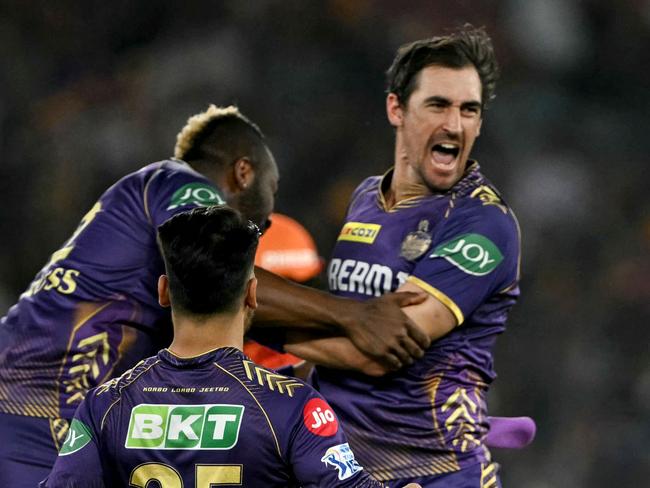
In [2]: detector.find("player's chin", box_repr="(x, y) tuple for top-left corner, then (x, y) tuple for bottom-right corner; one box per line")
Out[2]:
(427, 161), (467, 190)
(425, 173), (457, 192)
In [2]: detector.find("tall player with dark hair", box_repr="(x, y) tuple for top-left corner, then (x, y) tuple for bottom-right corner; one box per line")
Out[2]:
(0, 104), (429, 487)
(41, 206), (421, 488)
(284, 27), (522, 487)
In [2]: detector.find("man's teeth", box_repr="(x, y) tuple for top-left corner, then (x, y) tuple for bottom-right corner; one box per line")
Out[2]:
(433, 143), (460, 156)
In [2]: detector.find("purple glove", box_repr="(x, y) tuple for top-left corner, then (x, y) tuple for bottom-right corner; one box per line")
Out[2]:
(485, 416), (536, 449)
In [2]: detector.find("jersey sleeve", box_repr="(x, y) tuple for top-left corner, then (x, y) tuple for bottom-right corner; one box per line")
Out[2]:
(408, 204), (520, 325)
(144, 164), (225, 227)
(347, 176), (381, 215)
(39, 393), (106, 488)
(286, 391), (383, 487)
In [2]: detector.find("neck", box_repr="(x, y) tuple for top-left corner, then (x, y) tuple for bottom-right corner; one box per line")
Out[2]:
(385, 142), (432, 208)
(386, 164), (432, 207)
(168, 309), (245, 358)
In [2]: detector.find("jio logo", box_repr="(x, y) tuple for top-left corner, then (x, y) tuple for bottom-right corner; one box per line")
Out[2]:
(302, 398), (339, 437)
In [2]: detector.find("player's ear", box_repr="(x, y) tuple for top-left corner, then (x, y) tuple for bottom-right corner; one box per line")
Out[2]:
(476, 117), (483, 137)
(158, 275), (171, 307)
(233, 157), (255, 192)
(244, 276), (258, 310)
(386, 93), (404, 127)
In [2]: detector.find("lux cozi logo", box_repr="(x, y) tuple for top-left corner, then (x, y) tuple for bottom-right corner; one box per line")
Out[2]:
(125, 404), (244, 449)
(337, 222), (382, 244)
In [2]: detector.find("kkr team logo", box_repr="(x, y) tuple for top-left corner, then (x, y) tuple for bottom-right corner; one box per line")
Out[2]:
(125, 404), (244, 449)
(167, 183), (224, 210)
(337, 222), (382, 244)
(430, 233), (503, 276)
(59, 419), (92, 456)
(400, 219), (432, 260)
(321, 442), (363, 480)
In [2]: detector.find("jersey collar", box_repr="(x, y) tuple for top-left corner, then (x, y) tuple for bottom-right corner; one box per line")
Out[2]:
(376, 161), (482, 211)
(159, 347), (242, 369)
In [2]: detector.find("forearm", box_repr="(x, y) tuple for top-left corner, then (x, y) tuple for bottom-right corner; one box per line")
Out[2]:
(284, 332), (389, 377)
(254, 267), (431, 368)
(253, 266), (352, 332)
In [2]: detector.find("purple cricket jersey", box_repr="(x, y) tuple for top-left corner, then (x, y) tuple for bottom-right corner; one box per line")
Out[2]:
(0, 160), (225, 425)
(41, 347), (383, 487)
(314, 163), (521, 482)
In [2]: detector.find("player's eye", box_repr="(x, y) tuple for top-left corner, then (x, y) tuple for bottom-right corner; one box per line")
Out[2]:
(461, 105), (481, 116)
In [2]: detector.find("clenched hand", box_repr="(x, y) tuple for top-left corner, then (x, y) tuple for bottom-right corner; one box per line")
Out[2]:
(339, 291), (430, 370)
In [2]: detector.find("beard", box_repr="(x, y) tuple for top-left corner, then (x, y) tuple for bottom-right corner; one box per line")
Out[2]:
(231, 180), (270, 231)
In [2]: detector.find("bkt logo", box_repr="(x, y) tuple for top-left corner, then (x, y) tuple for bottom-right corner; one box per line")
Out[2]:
(321, 443), (363, 481)
(125, 404), (244, 450)
(337, 222), (382, 244)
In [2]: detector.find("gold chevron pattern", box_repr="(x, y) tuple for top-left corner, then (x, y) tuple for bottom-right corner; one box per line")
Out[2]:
(480, 462), (499, 488)
(442, 387), (481, 453)
(242, 360), (304, 397)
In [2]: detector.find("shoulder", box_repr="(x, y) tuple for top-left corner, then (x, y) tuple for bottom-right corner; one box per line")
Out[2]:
(219, 354), (310, 402)
(137, 160), (224, 222)
(449, 172), (519, 234)
(90, 355), (161, 412)
(348, 175), (382, 211)
(142, 160), (216, 191)
(218, 353), (327, 420)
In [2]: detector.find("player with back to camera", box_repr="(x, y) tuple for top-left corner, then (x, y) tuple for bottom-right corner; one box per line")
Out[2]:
(0, 105), (429, 488)
(283, 27), (523, 487)
(41, 205), (422, 488)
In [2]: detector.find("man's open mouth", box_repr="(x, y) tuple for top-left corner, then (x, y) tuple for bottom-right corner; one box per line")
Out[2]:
(432, 143), (460, 165)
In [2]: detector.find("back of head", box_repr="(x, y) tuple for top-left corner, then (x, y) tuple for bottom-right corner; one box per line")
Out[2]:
(174, 104), (269, 172)
(386, 25), (499, 109)
(157, 206), (260, 316)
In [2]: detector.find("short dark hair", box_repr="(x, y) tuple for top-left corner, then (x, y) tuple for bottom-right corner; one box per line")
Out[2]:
(157, 206), (260, 316)
(386, 26), (499, 109)
(174, 105), (269, 172)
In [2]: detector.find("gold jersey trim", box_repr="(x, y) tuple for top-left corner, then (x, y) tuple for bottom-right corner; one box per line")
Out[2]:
(406, 276), (464, 325)
(100, 359), (161, 431)
(212, 362), (282, 459)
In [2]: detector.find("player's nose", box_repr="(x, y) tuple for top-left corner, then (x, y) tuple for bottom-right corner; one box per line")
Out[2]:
(441, 107), (462, 134)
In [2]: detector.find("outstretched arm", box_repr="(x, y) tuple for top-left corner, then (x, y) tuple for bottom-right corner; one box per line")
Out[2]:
(282, 280), (457, 375)
(284, 332), (389, 376)
(253, 267), (430, 369)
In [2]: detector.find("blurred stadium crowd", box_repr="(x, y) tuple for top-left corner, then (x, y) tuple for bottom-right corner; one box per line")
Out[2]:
(1, 1), (648, 486)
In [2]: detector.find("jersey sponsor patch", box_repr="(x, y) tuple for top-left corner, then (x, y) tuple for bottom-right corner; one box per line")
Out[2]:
(59, 419), (92, 456)
(167, 183), (224, 210)
(430, 233), (503, 276)
(328, 258), (408, 297)
(303, 398), (338, 436)
(321, 442), (363, 480)
(125, 403), (244, 450)
(337, 222), (382, 244)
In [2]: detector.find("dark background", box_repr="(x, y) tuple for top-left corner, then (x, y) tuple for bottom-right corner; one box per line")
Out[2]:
(1, 1), (648, 485)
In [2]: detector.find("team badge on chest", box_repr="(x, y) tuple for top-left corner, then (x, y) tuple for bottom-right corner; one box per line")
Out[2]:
(400, 220), (432, 260)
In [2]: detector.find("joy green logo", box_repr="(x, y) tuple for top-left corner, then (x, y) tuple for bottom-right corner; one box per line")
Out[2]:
(167, 183), (224, 210)
(430, 233), (503, 276)
(59, 419), (92, 456)
(125, 404), (244, 450)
